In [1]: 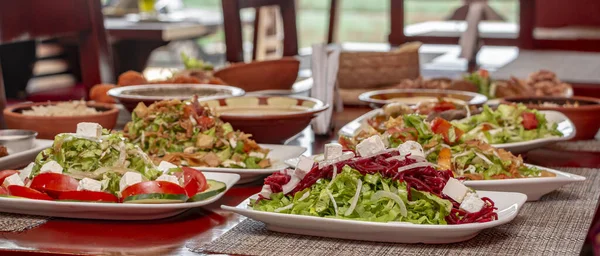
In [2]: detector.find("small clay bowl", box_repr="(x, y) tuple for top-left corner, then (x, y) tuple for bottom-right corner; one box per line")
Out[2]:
(502, 96), (600, 140)
(199, 95), (329, 143)
(213, 57), (300, 92)
(108, 84), (245, 112)
(4, 102), (119, 140)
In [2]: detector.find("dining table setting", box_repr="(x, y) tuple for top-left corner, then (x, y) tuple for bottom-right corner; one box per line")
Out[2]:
(0, 40), (600, 256)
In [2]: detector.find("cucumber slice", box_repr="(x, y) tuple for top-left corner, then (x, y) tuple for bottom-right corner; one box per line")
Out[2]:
(123, 193), (188, 204)
(189, 180), (226, 202)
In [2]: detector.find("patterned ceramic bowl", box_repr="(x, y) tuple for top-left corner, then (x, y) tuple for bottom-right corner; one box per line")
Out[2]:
(199, 95), (329, 143)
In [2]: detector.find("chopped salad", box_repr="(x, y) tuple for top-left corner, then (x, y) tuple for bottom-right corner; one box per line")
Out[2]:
(453, 104), (562, 144)
(0, 123), (226, 203)
(123, 97), (271, 169)
(340, 113), (555, 180)
(252, 140), (497, 225)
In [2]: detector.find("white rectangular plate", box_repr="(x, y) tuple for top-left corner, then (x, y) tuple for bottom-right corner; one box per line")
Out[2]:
(222, 191), (527, 244)
(193, 144), (306, 184)
(0, 172), (240, 220)
(285, 157), (584, 202)
(338, 109), (576, 154)
(0, 139), (53, 170)
(464, 164), (585, 201)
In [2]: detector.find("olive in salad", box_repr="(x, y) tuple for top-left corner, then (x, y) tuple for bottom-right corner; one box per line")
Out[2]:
(123, 97), (271, 169)
(0, 123), (226, 203)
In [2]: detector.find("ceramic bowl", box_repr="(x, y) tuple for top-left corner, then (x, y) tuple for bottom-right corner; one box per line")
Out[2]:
(358, 88), (488, 108)
(107, 84), (245, 112)
(4, 102), (119, 140)
(0, 130), (37, 154)
(199, 95), (329, 143)
(502, 96), (600, 140)
(213, 57), (300, 92)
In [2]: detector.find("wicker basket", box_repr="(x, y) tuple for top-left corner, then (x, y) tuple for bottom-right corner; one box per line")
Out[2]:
(337, 49), (420, 89)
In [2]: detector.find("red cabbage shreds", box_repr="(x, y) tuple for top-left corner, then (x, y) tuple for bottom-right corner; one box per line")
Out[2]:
(264, 172), (291, 193)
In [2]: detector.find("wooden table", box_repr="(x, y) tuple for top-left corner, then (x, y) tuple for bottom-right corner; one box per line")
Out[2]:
(104, 16), (217, 75)
(1, 106), (599, 255)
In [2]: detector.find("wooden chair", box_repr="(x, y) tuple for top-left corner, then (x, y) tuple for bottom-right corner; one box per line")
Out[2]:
(0, 0), (111, 126)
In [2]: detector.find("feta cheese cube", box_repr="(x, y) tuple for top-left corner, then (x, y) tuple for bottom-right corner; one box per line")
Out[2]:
(77, 178), (102, 192)
(398, 141), (425, 159)
(356, 135), (386, 157)
(295, 156), (315, 179)
(156, 174), (180, 185)
(40, 160), (63, 174)
(324, 143), (343, 160)
(157, 161), (177, 173)
(19, 163), (35, 181)
(339, 151), (355, 161)
(76, 122), (103, 138)
(260, 184), (273, 199)
(3, 173), (24, 187)
(460, 193), (485, 213)
(249, 151), (266, 159)
(119, 172), (143, 192)
(442, 178), (469, 203)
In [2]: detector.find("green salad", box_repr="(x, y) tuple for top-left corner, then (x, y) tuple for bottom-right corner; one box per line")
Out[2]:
(452, 104), (562, 144)
(123, 99), (271, 169)
(33, 131), (162, 195)
(252, 166), (454, 224)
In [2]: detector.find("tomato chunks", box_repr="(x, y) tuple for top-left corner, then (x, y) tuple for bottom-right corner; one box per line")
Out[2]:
(8, 186), (53, 200)
(430, 117), (464, 145)
(30, 173), (79, 198)
(181, 167), (208, 197)
(121, 181), (187, 199)
(521, 112), (539, 130)
(58, 191), (119, 203)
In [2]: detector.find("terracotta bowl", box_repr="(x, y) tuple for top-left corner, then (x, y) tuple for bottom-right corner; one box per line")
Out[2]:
(107, 84), (245, 112)
(199, 95), (329, 143)
(213, 57), (300, 92)
(4, 102), (119, 140)
(358, 88), (488, 108)
(501, 96), (600, 140)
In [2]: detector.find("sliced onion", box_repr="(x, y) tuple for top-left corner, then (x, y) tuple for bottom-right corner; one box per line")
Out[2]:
(452, 150), (473, 162)
(371, 190), (407, 217)
(141, 131), (145, 146)
(475, 152), (494, 165)
(114, 142), (127, 167)
(344, 179), (362, 216)
(396, 162), (435, 173)
(464, 105), (471, 118)
(282, 176), (300, 194)
(327, 165), (338, 188)
(274, 203), (295, 213)
(298, 191), (310, 201)
(326, 189), (338, 217)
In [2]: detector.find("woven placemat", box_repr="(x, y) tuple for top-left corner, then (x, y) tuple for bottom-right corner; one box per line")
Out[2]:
(0, 213), (49, 232)
(192, 168), (600, 256)
(545, 140), (600, 153)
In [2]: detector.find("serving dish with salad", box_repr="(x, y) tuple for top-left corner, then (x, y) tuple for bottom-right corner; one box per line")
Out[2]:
(223, 140), (527, 243)
(0, 122), (238, 220)
(122, 97), (305, 183)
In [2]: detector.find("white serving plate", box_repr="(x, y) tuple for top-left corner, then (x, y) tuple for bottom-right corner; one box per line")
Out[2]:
(222, 191), (527, 244)
(0, 139), (53, 170)
(0, 172), (239, 220)
(338, 109), (576, 154)
(194, 144), (306, 184)
(464, 164), (585, 201)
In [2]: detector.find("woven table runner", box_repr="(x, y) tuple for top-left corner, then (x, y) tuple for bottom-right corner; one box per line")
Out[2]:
(192, 168), (600, 256)
(0, 213), (49, 232)
(545, 140), (600, 153)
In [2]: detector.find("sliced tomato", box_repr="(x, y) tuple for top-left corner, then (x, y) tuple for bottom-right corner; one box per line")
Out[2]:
(182, 167), (208, 194)
(481, 123), (494, 131)
(431, 117), (464, 145)
(121, 181), (187, 199)
(521, 112), (538, 130)
(338, 136), (355, 151)
(195, 116), (215, 129)
(30, 173), (79, 198)
(8, 186), (53, 200)
(0, 170), (19, 185)
(433, 101), (457, 112)
(0, 186), (8, 195)
(58, 191), (119, 203)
